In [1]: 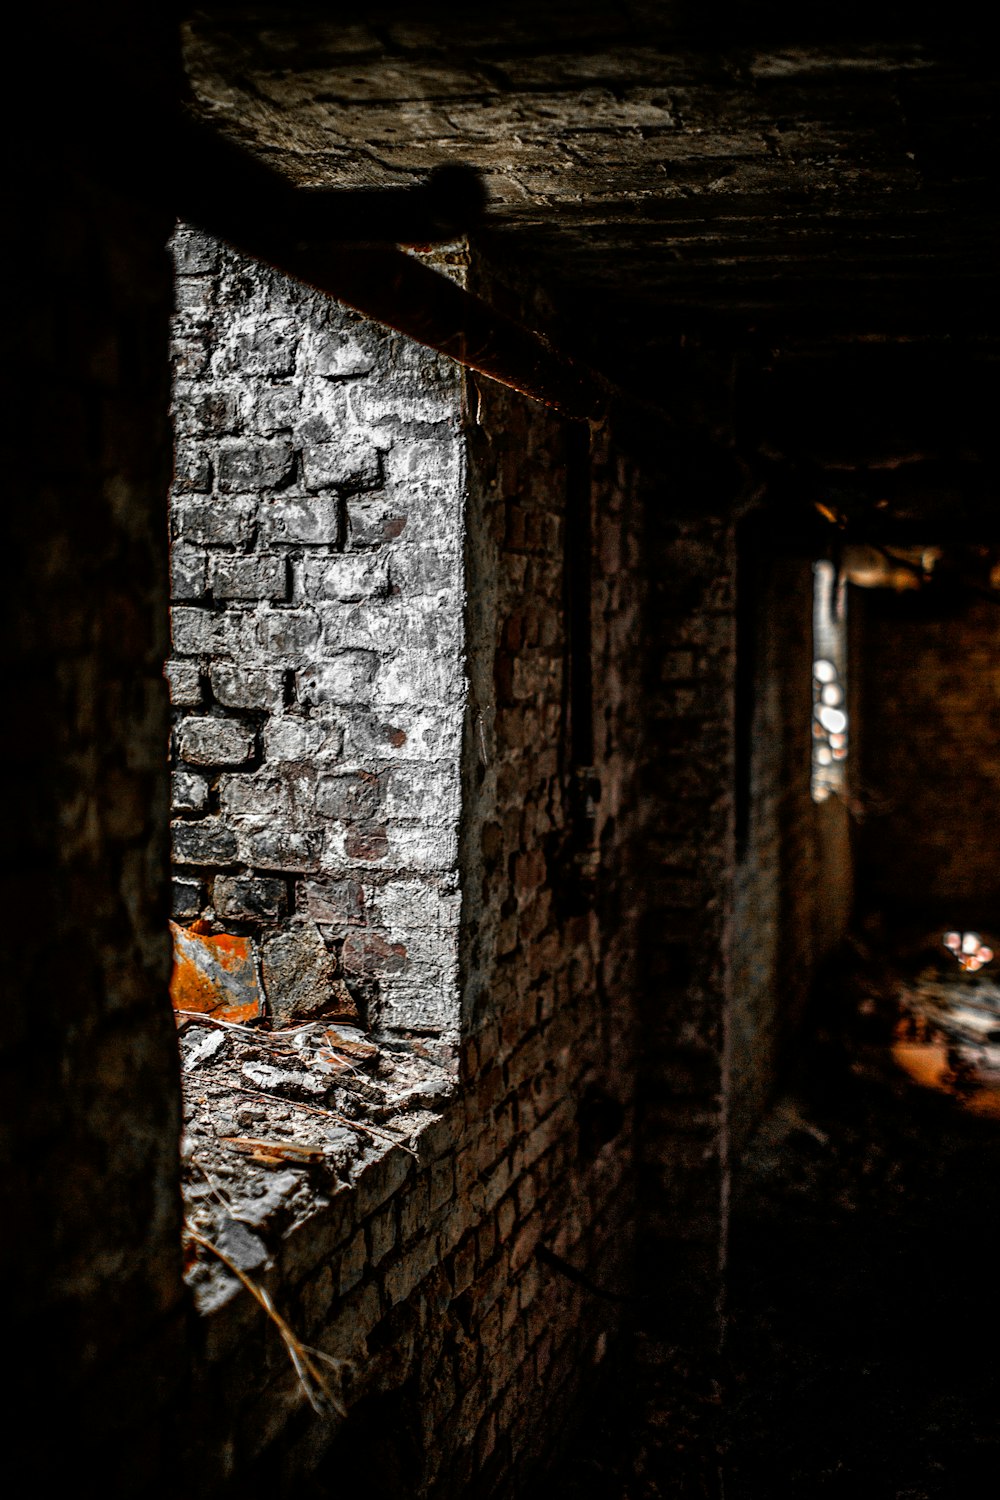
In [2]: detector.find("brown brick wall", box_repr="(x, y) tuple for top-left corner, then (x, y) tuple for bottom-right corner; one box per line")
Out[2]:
(634, 508), (737, 1323)
(4, 52), (807, 1485)
(182, 284), (646, 1494)
(859, 590), (1000, 925)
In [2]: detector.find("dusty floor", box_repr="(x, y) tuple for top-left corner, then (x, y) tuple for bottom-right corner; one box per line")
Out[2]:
(557, 929), (1000, 1498)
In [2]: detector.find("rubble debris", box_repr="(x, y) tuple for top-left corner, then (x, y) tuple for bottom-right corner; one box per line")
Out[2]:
(214, 1214), (269, 1273)
(222, 1136), (328, 1167)
(893, 961), (1000, 1118)
(180, 1004), (452, 1309)
(227, 1169), (301, 1231)
(184, 1223), (348, 1415)
(241, 1059), (329, 1097)
(181, 1027), (228, 1071)
(322, 1024), (377, 1060)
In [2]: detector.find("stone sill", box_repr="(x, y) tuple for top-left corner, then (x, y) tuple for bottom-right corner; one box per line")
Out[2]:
(179, 1014), (456, 1316)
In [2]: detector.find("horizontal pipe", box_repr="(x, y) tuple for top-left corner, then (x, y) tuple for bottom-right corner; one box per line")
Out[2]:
(276, 240), (609, 421)
(177, 112), (611, 421)
(175, 113), (747, 490)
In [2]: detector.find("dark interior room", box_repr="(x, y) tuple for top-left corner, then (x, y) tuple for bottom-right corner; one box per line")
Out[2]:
(4, 3), (1000, 1495)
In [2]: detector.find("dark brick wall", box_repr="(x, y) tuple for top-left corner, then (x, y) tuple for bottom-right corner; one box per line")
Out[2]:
(0, 151), (723, 1487)
(635, 510), (855, 1295)
(858, 590), (1000, 925)
(176, 263), (646, 1495)
(4, 10), (990, 1498)
(635, 509), (737, 1326)
(1, 8), (185, 1486)
(2, 28), (831, 1482)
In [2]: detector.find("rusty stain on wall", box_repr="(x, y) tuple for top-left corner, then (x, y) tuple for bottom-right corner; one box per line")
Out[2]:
(169, 920), (264, 1023)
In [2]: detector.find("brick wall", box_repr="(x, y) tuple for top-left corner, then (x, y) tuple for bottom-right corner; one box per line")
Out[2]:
(5, 104), (823, 1490)
(6, 14), (951, 1494)
(634, 506), (854, 1298)
(178, 259), (646, 1495)
(634, 509), (737, 1326)
(859, 590), (1000, 924)
(2, 8), (185, 1487)
(168, 230), (466, 1044)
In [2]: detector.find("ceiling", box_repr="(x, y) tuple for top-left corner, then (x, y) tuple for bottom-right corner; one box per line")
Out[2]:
(182, 4), (1000, 532)
(183, 3), (1000, 359)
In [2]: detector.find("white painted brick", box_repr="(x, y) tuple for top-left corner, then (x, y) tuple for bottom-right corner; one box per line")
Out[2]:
(210, 664), (284, 711)
(210, 554), (288, 601)
(262, 495), (340, 546)
(301, 439), (381, 493)
(382, 764), (460, 823)
(174, 495), (255, 547)
(172, 770), (209, 813)
(375, 648), (464, 709)
(164, 660), (202, 706)
(171, 543), (208, 600)
(300, 652), (379, 705)
(300, 552), (390, 603)
(263, 715), (336, 762)
(168, 234), (464, 1048)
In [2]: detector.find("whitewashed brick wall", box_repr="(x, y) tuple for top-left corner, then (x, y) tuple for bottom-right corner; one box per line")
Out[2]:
(168, 227), (466, 1045)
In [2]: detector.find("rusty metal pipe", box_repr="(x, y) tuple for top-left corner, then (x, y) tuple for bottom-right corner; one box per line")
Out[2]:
(175, 117), (752, 481)
(274, 240), (609, 421)
(181, 216), (612, 421)
(176, 114), (611, 421)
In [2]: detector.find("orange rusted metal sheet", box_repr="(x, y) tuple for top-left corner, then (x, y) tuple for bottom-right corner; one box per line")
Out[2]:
(169, 920), (264, 1024)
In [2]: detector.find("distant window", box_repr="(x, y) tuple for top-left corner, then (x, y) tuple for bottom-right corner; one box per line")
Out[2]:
(811, 560), (848, 803)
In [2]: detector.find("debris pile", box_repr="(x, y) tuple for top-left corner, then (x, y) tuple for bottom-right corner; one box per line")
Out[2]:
(178, 1011), (453, 1307)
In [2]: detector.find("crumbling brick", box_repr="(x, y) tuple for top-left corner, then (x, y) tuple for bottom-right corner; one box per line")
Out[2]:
(215, 875), (288, 921)
(176, 716), (256, 767)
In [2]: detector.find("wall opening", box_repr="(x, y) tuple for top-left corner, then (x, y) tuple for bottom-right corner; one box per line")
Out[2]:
(165, 226), (468, 1051)
(811, 559), (848, 804)
(165, 229), (478, 1311)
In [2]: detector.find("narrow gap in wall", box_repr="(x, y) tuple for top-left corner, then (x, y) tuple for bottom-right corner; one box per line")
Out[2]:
(811, 559), (848, 803)
(734, 512), (764, 859)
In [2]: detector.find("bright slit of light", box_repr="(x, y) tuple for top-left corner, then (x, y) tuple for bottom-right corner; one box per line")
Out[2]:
(811, 566), (847, 803)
